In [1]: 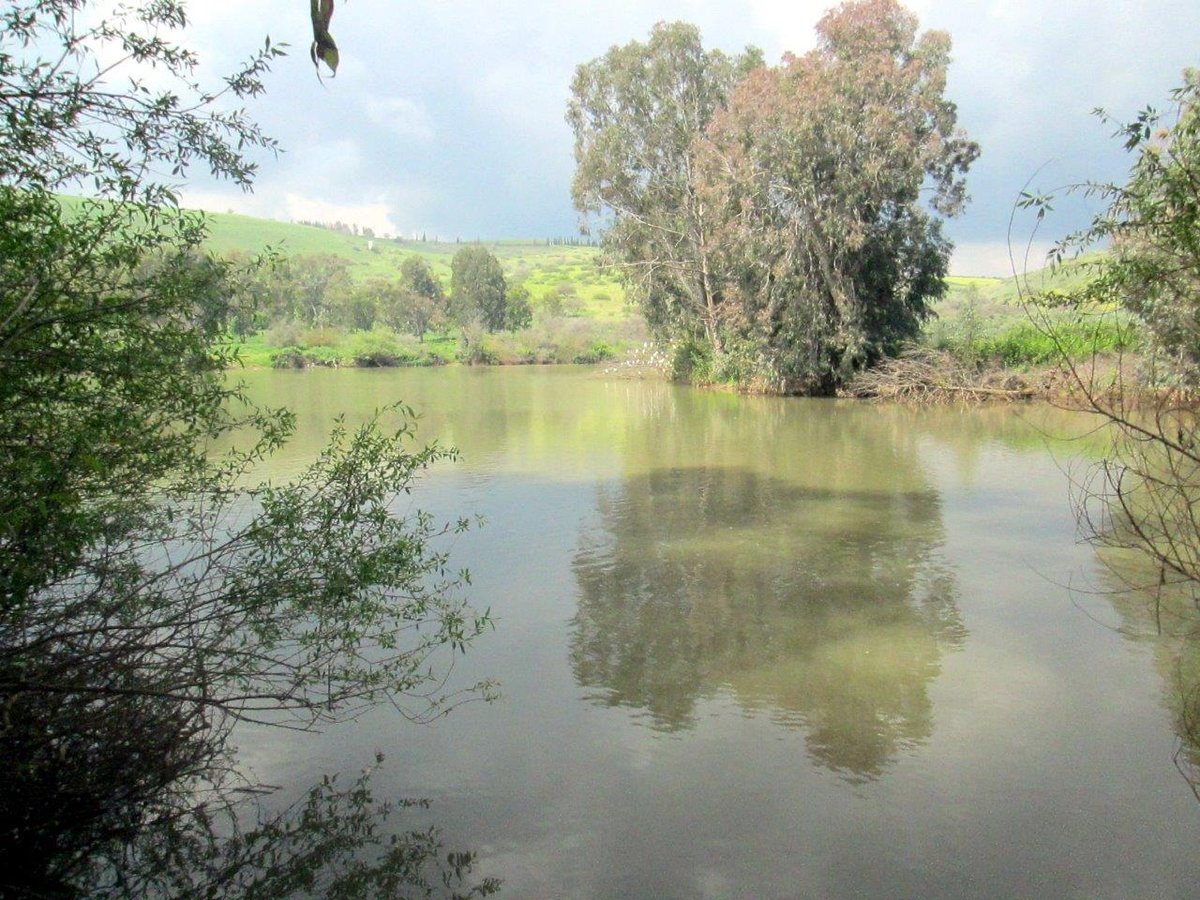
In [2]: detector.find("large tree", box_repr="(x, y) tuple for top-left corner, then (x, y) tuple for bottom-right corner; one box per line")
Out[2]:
(0, 2), (493, 893)
(568, 3), (977, 394)
(450, 246), (507, 331)
(700, 0), (977, 393)
(566, 22), (762, 350)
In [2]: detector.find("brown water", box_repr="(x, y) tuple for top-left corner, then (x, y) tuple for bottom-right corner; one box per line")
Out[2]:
(233, 365), (1200, 899)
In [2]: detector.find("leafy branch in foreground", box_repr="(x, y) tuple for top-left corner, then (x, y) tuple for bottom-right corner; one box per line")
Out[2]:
(0, 0), (281, 204)
(1024, 68), (1200, 585)
(1, 1), (497, 893)
(1018, 69), (1200, 795)
(42, 752), (501, 898)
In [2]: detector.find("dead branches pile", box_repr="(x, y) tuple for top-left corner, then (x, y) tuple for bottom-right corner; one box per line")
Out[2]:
(843, 348), (1039, 403)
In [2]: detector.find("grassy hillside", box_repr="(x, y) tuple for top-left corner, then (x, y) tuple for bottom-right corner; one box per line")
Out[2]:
(198, 207), (1106, 326)
(55, 196), (631, 321)
(930, 253), (1129, 365)
(198, 211), (631, 320)
(938, 253), (1107, 325)
(198, 207), (1117, 368)
(944, 253), (1104, 305)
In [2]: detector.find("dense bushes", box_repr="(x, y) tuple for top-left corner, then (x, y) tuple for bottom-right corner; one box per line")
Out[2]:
(247, 317), (648, 369)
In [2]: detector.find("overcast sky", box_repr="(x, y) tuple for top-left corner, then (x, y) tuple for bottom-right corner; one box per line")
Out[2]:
(175, 1), (1199, 275)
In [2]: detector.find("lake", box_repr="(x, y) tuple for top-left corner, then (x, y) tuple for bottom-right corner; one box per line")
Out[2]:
(233, 365), (1200, 899)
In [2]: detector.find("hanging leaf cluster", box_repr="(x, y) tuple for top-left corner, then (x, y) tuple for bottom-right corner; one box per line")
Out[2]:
(310, 0), (339, 76)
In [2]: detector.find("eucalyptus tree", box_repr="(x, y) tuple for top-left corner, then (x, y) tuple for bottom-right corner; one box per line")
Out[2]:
(700, 0), (978, 393)
(450, 246), (507, 331)
(0, 1), (493, 894)
(397, 254), (449, 340)
(567, 2), (977, 394)
(505, 284), (534, 331)
(566, 22), (763, 351)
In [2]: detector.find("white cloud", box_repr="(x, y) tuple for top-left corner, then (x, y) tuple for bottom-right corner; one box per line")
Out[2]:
(950, 240), (1057, 278)
(362, 96), (436, 142)
(744, 0), (826, 57)
(282, 193), (397, 236)
(155, 0), (1200, 241)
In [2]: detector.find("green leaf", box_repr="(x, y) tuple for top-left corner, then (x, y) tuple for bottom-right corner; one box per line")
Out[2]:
(309, 0), (338, 76)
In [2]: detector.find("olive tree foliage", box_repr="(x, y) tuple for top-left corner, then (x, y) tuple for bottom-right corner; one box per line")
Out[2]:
(700, 0), (978, 393)
(0, 2), (494, 895)
(1020, 70), (1200, 588)
(567, 2), (977, 394)
(567, 22), (763, 352)
(1062, 70), (1200, 382)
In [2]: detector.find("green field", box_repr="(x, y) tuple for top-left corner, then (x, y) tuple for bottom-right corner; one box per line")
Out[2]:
(55, 195), (631, 321)
(64, 195), (1108, 334)
(933, 253), (1128, 365)
(198, 207), (1114, 370)
(943, 253), (1105, 307)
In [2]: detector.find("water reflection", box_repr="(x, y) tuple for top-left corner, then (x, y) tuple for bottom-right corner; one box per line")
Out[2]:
(571, 465), (964, 781)
(1102, 558), (1200, 791)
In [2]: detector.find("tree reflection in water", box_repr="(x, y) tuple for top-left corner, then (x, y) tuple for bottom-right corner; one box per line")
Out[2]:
(1102, 558), (1200, 797)
(571, 466), (964, 782)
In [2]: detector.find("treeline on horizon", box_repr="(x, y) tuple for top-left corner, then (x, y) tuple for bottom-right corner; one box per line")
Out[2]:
(290, 218), (600, 248)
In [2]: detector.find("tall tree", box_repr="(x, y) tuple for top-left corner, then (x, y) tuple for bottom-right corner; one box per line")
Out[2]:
(567, 4), (977, 394)
(700, 0), (978, 393)
(450, 246), (507, 331)
(567, 22), (762, 350)
(288, 253), (353, 327)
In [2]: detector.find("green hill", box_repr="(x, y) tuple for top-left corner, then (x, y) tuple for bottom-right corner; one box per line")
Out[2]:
(198, 211), (631, 320)
(54, 196), (631, 321)
(939, 252), (1107, 325)
(945, 252), (1104, 305)
(197, 207), (1106, 323)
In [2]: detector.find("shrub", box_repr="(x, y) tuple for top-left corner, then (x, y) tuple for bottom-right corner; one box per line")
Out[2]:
(671, 338), (714, 383)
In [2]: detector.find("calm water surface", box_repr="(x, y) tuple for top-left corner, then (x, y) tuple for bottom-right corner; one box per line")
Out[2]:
(234, 366), (1200, 899)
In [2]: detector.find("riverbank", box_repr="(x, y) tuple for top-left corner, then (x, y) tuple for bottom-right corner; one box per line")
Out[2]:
(229, 305), (1139, 408)
(840, 347), (1140, 404)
